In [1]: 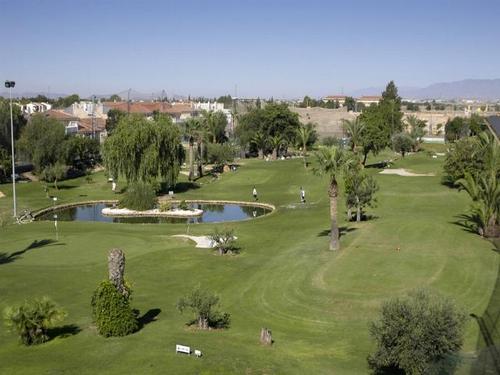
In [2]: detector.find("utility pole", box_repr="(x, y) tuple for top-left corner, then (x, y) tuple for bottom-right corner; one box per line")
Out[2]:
(5, 81), (17, 217)
(91, 95), (96, 139)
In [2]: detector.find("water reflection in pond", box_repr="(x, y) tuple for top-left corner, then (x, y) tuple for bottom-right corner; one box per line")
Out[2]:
(36, 203), (271, 224)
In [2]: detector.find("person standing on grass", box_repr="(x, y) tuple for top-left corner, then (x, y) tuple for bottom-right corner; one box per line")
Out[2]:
(300, 186), (306, 203)
(253, 186), (258, 201)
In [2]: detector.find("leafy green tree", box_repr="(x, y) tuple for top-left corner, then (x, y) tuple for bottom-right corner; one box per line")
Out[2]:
(0, 147), (10, 183)
(359, 105), (390, 165)
(445, 117), (469, 142)
(40, 162), (68, 190)
(17, 114), (66, 173)
(62, 136), (100, 173)
(368, 289), (466, 375)
(209, 228), (236, 255)
(314, 146), (352, 250)
(177, 286), (230, 329)
(0, 98), (27, 152)
(468, 114), (487, 136)
(105, 109), (126, 135)
(54, 94), (80, 109)
(263, 103), (301, 141)
(4, 297), (66, 346)
(102, 114), (184, 186)
(392, 132), (414, 158)
(342, 118), (365, 153)
(379, 81), (404, 137)
(216, 95), (233, 108)
(207, 143), (236, 170)
(344, 97), (356, 112)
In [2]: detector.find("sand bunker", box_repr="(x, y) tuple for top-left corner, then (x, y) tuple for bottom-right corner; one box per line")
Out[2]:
(172, 235), (215, 248)
(379, 168), (435, 177)
(0, 191), (5, 198)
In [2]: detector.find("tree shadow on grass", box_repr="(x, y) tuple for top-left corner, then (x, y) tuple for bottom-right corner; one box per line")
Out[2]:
(47, 324), (81, 341)
(0, 239), (63, 265)
(317, 227), (357, 238)
(450, 214), (479, 235)
(174, 182), (200, 194)
(136, 308), (161, 331)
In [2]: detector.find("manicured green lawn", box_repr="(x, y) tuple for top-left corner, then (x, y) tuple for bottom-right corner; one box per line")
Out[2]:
(0, 148), (497, 374)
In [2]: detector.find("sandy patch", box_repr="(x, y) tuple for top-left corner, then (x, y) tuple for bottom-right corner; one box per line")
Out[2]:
(172, 235), (215, 248)
(102, 207), (203, 217)
(0, 191), (5, 198)
(379, 168), (435, 177)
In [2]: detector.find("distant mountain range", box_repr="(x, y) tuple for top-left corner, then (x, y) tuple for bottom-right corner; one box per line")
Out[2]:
(3, 79), (500, 101)
(350, 79), (500, 101)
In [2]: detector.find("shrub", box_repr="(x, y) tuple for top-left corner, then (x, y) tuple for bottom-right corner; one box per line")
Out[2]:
(119, 182), (157, 211)
(3, 297), (66, 345)
(159, 200), (173, 212)
(178, 200), (189, 210)
(392, 132), (414, 157)
(177, 286), (230, 329)
(91, 280), (138, 337)
(207, 143), (236, 170)
(368, 289), (466, 375)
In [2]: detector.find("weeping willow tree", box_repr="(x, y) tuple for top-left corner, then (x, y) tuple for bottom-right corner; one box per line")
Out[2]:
(103, 114), (184, 186)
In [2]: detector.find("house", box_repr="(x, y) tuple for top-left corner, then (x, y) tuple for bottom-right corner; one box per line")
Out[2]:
(43, 109), (107, 142)
(20, 102), (52, 115)
(322, 95), (346, 105)
(64, 101), (107, 119)
(357, 96), (382, 106)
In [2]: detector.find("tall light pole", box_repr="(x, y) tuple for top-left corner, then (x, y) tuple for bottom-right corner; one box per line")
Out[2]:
(5, 80), (16, 217)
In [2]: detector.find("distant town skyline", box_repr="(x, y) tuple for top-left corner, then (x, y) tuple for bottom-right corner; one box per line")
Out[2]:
(1, 0), (499, 98)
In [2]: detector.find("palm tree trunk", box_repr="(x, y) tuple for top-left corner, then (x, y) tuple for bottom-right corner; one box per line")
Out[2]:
(198, 142), (204, 177)
(188, 141), (194, 181)
(356, 197), (361, 222)
(362, 151), (368, 166)
(258, 149), (264, 159)
(272, 148), (277, 160)
(329, 179), (339, 251)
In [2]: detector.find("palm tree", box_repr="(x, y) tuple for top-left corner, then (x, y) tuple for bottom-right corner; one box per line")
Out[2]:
(296, 124), (314, 168)
(184, 118), (199, 181)
(456, 171), (499, 237)
(268, 134), (284, 160)
(341, 118), (365, 153)
(314, 146), (352, 250)
(251, 131), (268, 159)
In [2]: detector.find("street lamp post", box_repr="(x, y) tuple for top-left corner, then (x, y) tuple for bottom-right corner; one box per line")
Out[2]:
(5, 80), (16, 217)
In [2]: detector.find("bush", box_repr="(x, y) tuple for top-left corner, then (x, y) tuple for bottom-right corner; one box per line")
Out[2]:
(159, 200), (173, 212)
(207, 143), (236, 169)
(91, 280), (138, 337)
(3, 297), (66, 345)
(392, 132), (414, 157)
(442, 136), (488, 185)
(368, 289), (466, 375)
(178, 200), (189, 210)
(119, 182), (158, 211)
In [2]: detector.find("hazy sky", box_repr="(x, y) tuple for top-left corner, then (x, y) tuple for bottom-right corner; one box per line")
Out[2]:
(1, 0), (499, 98)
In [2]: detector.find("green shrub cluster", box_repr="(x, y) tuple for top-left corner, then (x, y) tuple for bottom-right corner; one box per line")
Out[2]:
(119, 182), (158, 211)
(159, 200), (173, 212)
(91, 281), (138, 337)
(3, 297), (66, 345)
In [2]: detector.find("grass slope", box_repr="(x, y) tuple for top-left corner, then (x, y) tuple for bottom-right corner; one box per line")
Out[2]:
(0, 149), (497, 374)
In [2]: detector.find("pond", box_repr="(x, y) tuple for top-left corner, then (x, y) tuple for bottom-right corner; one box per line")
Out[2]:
(36, 203), (272, 224)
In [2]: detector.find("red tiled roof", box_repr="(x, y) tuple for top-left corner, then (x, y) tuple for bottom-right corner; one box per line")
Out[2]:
(324, 95), (346, 99)
(43, 109), (78, 120)
(103, 101), (193, 115)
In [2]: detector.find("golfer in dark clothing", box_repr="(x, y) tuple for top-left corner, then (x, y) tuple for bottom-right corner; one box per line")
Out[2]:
(300, 187), (306, 203)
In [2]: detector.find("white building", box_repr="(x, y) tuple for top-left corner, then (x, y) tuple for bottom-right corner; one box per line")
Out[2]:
(20, 102), (52, 115)
(65, 101), (107, 119)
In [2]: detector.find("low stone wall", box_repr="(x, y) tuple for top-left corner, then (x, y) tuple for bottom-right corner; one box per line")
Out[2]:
(33, 199), (276, 218)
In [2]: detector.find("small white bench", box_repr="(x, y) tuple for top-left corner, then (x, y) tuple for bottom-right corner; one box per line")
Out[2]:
(176, 344), (191, 355)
